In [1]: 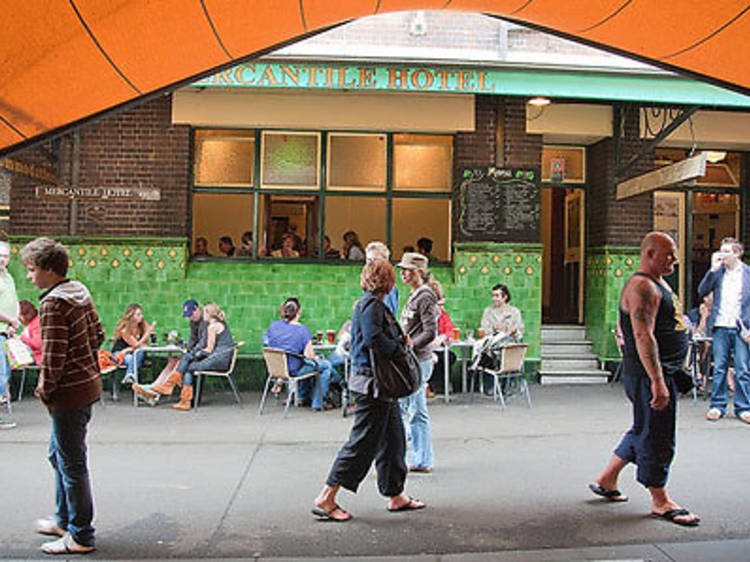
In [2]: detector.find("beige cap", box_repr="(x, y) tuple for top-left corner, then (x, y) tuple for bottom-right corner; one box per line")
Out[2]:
(396, 252), (428, 270)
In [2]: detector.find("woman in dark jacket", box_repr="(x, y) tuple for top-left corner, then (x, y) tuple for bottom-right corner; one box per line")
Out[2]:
(312, 260), (426, 521)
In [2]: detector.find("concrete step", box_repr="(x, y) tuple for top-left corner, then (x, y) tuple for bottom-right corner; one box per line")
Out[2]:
(541, 357), (601, 370)
(539, 369), (610, 385)
(540, 342), (593, 355)
(541, 325), (587, 343)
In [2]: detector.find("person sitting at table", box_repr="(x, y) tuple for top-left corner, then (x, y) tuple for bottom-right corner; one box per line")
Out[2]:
(264, 297), (338, 411)
(324, 236), (341, 260)
(193, 237), (211, 257)
(18, 300), (42, 365)
(342, 230), (365, 261)
(480, 283), (524, 342)
(426, 280), (456, 398)
(236, 230), (267, 258)
(133, 299), (205, 404)
(271, 234), (300, 258)
(112, 304), (155, 385)
(150, 302), (234, 411)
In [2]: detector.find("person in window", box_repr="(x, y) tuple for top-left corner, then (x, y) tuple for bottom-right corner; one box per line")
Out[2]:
(236, 231), (267, 258)
(480, 283), (524, 342)
(417, 237), (434, 261)
(111, 304), (155, 385)
(218, 236), (236, 257)
(263, 297), (338, 411)
(343, 230), (365, 261)
(18, 300), (42, 366)
(271, 233), (300, 258)
(193, 237), (211, 257)
(312, 259), (426, 521)
(324, 236), (341, 259)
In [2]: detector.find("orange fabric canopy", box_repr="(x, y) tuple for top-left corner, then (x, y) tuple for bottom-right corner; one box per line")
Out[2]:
(1, 0), (749, 156)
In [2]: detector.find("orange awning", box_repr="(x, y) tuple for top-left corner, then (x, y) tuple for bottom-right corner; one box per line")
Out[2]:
(1, 0), (749, 156)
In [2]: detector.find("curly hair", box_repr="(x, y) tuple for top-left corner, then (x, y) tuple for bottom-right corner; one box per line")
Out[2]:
(114, 304), (147, 339)
(360, 260), (395, 296)
(20, 237), (69, 276)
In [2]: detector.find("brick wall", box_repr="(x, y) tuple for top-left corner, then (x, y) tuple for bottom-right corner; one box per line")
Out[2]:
(587, 104), (654, 247)
(453, 94), (497, 170)
(10, 95), (191, 238)
(502, 97), (542, 169)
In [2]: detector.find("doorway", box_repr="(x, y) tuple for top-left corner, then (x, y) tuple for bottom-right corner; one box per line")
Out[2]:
(541, 187), (585, 324)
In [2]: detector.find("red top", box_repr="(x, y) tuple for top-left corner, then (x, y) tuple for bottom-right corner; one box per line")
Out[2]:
(20, 315), (42, 365)
(437, 308), (456, 337)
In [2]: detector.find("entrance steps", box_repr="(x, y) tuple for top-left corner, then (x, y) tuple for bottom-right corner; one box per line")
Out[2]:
(539, 325), (610, 385)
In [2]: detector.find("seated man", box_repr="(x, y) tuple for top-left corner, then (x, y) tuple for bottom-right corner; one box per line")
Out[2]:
(480, 283), (524, 342)
(132, 299), (205, 405)
(263, 298), (338, 411)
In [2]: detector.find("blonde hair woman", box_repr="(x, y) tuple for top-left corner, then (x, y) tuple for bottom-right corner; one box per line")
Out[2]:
(111, 304), (155, 384)
(151, 302), (234, 410)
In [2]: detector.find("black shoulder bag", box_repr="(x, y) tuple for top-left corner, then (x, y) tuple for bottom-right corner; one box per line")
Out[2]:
(366, 297), (421, 399)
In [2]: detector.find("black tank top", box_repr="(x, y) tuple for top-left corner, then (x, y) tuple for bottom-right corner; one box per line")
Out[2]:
(619, 272), (688, 378)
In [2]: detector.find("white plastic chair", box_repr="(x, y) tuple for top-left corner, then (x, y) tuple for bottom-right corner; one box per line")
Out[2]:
(193, 341), (244, 409)
(259, 347), (318, 418)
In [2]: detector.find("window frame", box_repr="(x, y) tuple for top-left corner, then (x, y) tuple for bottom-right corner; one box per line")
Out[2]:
(190, 127), (453, 263)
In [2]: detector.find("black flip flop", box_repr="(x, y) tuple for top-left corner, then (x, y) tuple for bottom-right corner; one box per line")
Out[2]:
(387, 497), (426, 512)
(588, 483), (628, 502)
(311, 504), (352, 522)
(652, 508), (700, 527)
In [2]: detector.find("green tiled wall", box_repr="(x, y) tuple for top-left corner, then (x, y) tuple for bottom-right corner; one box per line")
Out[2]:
(584, 246), (639, 359)
(9, 237), (542, 385)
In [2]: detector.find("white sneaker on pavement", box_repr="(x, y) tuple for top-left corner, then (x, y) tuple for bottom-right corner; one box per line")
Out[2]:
(35, 517), (66, 537)
(40, 533), (95, 555)
(0, 418), (16, 430)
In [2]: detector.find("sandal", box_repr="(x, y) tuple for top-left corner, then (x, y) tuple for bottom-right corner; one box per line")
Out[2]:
(652, 508), (700, 527)
(588, 483), (628, 502)
(311, 503), (352, 522)
(388, 496), (426, 512)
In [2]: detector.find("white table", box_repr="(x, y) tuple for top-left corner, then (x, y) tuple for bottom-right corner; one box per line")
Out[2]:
(436, 340), (475, 403)
(132, 344), (185, 407)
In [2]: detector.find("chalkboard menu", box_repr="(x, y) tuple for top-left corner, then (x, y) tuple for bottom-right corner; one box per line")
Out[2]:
(455, 167), (540, 243)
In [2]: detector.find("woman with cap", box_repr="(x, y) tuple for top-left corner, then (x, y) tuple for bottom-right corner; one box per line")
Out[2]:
(396, 252), (437, 473)
(313, 259), (426, 521)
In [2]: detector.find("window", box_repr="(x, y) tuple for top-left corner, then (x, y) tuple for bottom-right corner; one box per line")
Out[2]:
(192, 129), (453, 261)
(194, 129), (255, 187)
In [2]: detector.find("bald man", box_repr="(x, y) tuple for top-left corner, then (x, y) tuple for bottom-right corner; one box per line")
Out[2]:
(589, 232), (700, 527)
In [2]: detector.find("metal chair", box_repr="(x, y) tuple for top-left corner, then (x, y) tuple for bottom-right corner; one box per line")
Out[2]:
(193, 341), (244, 410)
(611, 329), (625, 383)
(259, 347), (318, 417)
(473, 343), (531, 409)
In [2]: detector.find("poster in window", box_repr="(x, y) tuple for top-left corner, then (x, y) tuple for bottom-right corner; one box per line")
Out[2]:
(550, 158), (566, 182)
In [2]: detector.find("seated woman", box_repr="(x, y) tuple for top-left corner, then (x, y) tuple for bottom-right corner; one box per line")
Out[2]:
(342, 231), (365, 261)
(19, 300), (42, 365)
(151, 302), (234, 411)
(112, 304), (155, 385)
(264, 298), (338, 411)
(427, 280), (456, 397)
(271, 234), (300, 258)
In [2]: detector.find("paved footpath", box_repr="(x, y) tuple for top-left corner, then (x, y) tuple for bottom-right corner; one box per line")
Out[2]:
(1, 384), (749, 561)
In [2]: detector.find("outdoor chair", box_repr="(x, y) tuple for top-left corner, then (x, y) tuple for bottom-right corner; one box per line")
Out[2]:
(193, 341), (244, 410)
(12, 364), (40, 405)
(259, 347), (318, 418)
(471, 343), (531, 409)
(611, 329), (624, 383)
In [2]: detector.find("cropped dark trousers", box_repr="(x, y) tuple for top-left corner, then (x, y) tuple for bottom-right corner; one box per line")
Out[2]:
(326, 391), (407, 497)
(614, 372), (677, 488)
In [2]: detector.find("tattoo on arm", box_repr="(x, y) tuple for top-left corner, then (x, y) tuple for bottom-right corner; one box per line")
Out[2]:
(629, 281), (663, 380)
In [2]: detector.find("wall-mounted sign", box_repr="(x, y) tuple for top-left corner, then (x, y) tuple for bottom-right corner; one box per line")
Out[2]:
(616, 153), (706, 200)
(0, 158), (58, 184)
(35, 185), (161, 201)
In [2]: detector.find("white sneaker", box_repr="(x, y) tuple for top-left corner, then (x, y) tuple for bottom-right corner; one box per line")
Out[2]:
(0, 418), (16, 430)
(35, 517), (66, 537)
(40, 533), (95, 555)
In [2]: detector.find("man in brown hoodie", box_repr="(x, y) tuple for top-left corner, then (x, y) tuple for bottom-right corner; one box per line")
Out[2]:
(21, 238), (104, 555)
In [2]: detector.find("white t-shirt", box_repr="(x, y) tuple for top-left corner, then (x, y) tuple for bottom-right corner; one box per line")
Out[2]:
(715, 265), (743, 328)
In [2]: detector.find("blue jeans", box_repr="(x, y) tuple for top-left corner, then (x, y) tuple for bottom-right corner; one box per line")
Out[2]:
(0, 333), (9, 398)
(711, 327), (750, 415)
(399, 358), (435, 470)
(122, 351), (145, 377)
(49, 405), (95, 547)
(296, 357), (335, 410)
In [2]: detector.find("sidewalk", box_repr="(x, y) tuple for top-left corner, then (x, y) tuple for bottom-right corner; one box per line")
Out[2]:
(1, 384), (748, 560)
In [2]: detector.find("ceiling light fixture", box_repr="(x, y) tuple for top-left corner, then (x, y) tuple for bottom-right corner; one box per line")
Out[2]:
(704, 150), (727, 163)
(528, 97), (551, 106)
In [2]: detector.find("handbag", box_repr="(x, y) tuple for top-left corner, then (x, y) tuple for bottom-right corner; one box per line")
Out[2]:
(366, 297), (421, 399)
(5, 337), (34, 368)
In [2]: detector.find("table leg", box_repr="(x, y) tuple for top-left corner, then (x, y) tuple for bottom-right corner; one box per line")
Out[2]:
(444, 346), (450, 404)
(133, 349), (140, 407)
(461, 347), (468, 394)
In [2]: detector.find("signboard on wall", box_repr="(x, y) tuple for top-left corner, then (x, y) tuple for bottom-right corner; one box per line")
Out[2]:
(455, 168), (540, 243)
(35, 185), (161, 201)
(616, 153), (706, 200)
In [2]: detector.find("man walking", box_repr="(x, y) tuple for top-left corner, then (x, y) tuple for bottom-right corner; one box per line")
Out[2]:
(697, 237), (750, 423)
(22, 238), (105, 554)
(0, 240), (20, 429)
(589, 232), (699, 527)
